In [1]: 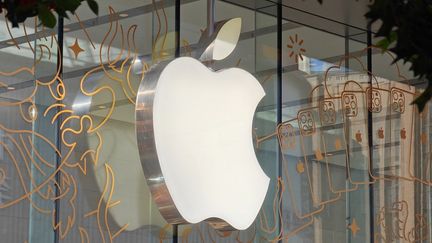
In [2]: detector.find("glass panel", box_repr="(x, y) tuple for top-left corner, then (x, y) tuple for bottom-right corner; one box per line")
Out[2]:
(280, 7), (371, 242)
(1, 1), (432, 243)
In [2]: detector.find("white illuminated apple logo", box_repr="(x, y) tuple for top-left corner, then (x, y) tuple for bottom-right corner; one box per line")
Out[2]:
(136, 18), (269, 230)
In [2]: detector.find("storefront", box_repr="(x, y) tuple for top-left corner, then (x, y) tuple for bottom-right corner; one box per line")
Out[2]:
(0, 0), (431, 242)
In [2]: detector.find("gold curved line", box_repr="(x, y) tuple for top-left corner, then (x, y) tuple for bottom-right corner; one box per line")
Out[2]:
(74, 14), (96, 49)
(259, 178), (282, 234)
(0, 167), (6, 186)
(19, 102), (36, 123)
(18, 134), (46, 177)
(84, 209), (98, 218)
(0, 124), (61, 155)
(0, 146), (71, 208)
(296, 115), (343, 205)
(235, 224), (256, 243)
(112, 223), (129, 239)
(79, 227), (90, 243)
(123, 25), (140, 102)
(47, 79), (66, 101)
(79, 67), (116, 132)
(0, 66), (34, 76)
(126, 58), (137, 97)
(280, 217), (314, 242)
(51, 109), (73, 124)
(120, 76), (136, 104)
(3, 13), (20, 50)
(277, 123), (326, 219)
(97, 7), (126, 83)
(107, 200), (121, 208)
(119, 25), (137, 71)
(106, 9), (124, 67)
(62, 126), (101, 175)
(60, 115), (80, 129)
(35, 44), (53, 65)
(0, 141), (51, 214)
(111, 25), (128, 72)
(130, 24), (138, 55)
(36, 36), (63, 87)
(44, 103), (66, 117)
(52, 174), (77, 239)
(152, 0), (162, 58)
(0, 85), (37, 106)
(19, 134), (69, 201)
(22, 22), (35, 54)
(45, 173), (71, 200)
(92, 132), (103, 166)
(25, 135), (55, 169)
(96, 164), (115, 243)
(159, 0), (168, 59)
(0, 123), (61, 156)
(6, 134), (48, 195)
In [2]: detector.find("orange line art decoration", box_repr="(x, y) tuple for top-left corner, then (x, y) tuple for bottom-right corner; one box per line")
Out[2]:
(0, 3), (431, 241)
(287, 33), (306, 63)
(0, 6), (142, 242)
(69, 38), (85, 59)
(253, 45), (431, 241)
(375, 201), (429, 242)
(348, 218), (361, 237)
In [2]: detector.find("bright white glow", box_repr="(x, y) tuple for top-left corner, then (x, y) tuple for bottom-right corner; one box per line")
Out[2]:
(153, 57), (269, 230)
(72, 101), (91, 111)
(213, 18), (242, 60)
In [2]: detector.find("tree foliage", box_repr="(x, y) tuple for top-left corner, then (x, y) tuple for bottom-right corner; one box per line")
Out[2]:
(366, 0), (432, 111)
(0, 0), (98, 28)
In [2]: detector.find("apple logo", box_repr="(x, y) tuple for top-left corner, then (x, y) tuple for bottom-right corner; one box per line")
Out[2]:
(355, 130), (362, 143)
(378, 127), (384, 139)
(400, 128), (406, 140)
(135, 18), (270, 230)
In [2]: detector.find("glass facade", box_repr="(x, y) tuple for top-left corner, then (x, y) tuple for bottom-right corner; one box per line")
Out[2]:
(0, 0), (431, 242)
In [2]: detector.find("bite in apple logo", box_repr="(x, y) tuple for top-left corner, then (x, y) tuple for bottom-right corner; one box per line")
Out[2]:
(135, 18), (270, 230)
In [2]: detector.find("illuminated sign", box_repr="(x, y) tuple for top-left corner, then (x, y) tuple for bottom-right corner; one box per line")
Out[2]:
(135, 18), (269, 230)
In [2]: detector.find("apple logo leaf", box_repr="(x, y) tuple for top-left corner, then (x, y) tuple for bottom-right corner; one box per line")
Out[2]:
(198, 18), (242, 62)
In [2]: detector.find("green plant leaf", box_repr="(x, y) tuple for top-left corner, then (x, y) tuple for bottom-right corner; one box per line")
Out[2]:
(59, 0), (82, 12)
(38, 5), (57, 28)
(87, 0), (99, 15)
(412, 85), (432, 112)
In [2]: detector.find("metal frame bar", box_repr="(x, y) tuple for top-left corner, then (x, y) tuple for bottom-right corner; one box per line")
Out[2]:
(54, 16), (64, 243)
(367, 23), (375, 243)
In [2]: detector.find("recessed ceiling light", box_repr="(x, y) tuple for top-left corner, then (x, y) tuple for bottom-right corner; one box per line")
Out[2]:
(98, 105), (107, 109)
(119, 13), (129, 17)
(7, 86), (15, 90)
(6, 41), (15, 45)
(64, 27), (71, 32)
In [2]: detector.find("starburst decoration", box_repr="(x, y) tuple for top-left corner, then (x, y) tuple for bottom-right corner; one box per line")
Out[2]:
(287, 34), (306, 63)
(69, 38), (85, 59)
(348, 218), (360, 237)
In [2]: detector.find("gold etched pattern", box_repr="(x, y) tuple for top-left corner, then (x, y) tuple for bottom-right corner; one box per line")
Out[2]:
(0, 3), (431, 242)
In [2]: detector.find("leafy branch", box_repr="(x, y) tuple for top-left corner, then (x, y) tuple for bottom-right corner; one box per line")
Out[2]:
(366, 0), (432, 111)
(0, 0), (98, 28)
(317, 0), (432, 111)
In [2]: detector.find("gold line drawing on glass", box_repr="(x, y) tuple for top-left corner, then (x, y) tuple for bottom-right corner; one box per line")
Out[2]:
(0, 2), (431, 241)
